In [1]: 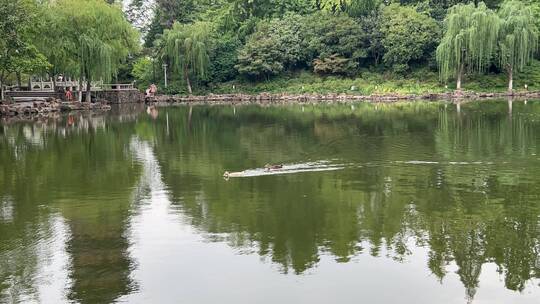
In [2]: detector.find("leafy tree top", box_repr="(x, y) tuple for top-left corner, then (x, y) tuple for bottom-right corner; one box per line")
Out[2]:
(436, 2), (501, 81)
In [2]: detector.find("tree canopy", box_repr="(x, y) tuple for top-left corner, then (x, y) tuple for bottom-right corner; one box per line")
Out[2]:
(50, 0), (139, 101)
(162, 21), (213, 94)
(2, 0), (540, 97)
(498, 0), (538, 91)
(0, 0), (138, 101)
(0, 0), (49, 99)
(380, 4), (439, 73)
(436, 2), (501, 90)
(127, 0), (540, 94)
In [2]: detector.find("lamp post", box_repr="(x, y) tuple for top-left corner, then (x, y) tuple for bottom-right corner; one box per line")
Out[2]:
(152, 58), (156, 83)
(162, 63), (168, 88)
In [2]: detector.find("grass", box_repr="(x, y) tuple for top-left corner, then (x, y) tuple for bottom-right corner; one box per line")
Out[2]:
(208, 69), (447, 95)
(164, 60), (540, 96)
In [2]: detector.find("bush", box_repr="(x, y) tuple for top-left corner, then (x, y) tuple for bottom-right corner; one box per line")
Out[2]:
(313, 55), (357, 76)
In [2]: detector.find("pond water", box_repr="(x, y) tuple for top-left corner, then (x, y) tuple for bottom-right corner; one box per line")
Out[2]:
(1, 100), (539, 304)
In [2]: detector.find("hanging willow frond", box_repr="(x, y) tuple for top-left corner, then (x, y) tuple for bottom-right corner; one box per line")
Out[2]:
(498, 1), (538, 72)
(436, 2), (500, 81)
(163, 21), (213, 78)
(79, 34), (115, 81)
(51, 0), (139, 82)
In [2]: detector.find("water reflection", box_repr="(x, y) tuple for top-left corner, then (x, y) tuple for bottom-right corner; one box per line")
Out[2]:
(0, 110), (143, 303)
(150, 102), (540, 297)
(0, 101), (539, 303)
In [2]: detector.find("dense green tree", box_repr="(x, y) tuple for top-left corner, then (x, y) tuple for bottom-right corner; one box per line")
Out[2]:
(36, 4), (78, 86)
(436, 2), (500, 89)
(346, 0), (381, 17)
(236, 26), (285, 79)
(401, 0), (504, 10)
(497, 1), (538, 92)
(360, 11), (385, 65)
(380, 4), (439, 73)
(320, 0), (350, 12)
(162, 21), (213, 94)
(236, 14), (310, 79)
(0, 0), (49, 100)
(132, 57), (154, 89)
(230, 0), (315, 20)
(304, 12), (369, 74)
(155, 0), (199, 29)
(51, 0), (139, 102)
(208, 34), (241, 83)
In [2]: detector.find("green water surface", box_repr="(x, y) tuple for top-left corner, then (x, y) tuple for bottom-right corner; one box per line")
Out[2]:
(0, 100), (539, 303)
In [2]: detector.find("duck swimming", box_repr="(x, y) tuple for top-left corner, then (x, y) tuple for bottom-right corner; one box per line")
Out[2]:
(264, 164), (283, 171)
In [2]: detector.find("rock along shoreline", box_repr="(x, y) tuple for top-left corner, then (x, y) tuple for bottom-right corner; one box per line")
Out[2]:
(146, 90), (540, 105)
(0, 98), (111, 118)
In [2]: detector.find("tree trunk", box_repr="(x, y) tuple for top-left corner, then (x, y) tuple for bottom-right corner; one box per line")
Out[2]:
(16, 72), (22, 88)
(85, 74), (92, 103)
(78, 69), (84, 102)
(0, 78), (4, 101)
(184, 66), (192, 95)
(456, 62), (464, 91)
(507, 65), (513, 93)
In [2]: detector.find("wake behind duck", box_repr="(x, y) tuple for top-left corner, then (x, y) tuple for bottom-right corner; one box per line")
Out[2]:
(223, 161), (344, 179)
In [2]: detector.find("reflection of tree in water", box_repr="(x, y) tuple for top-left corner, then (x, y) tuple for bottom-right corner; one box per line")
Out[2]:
(151, 102), (540, 297)
(1, 102), (540, 302)
(0, 115), (142, 304)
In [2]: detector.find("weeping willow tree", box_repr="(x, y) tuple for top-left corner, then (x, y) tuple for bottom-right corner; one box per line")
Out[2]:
(436, 3), (500, 90)
(162, 21), (213, 94)
(52, 0), (139, 102)
(35, 4), (76, 90)
(498, 1), (538, 92)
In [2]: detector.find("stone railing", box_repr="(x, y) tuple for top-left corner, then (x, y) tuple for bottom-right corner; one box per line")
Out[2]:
(29, 80), (104, 91)
(101, 83), (135, 91)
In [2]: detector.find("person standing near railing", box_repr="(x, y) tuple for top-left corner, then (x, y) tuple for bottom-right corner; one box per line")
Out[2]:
(65, 87), (73, 101)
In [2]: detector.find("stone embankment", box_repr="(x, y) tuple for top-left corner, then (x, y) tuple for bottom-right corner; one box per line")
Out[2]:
(146, 91), (540, 105)
(0, 98), (111, 117)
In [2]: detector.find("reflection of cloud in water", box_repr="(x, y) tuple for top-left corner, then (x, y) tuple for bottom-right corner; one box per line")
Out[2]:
(0, 214), (71, 303)
(0, 198), (14, 223)
(129, 136), (168, 200)
(35, 216), (72, 303)
(22, 125), (44, 147)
